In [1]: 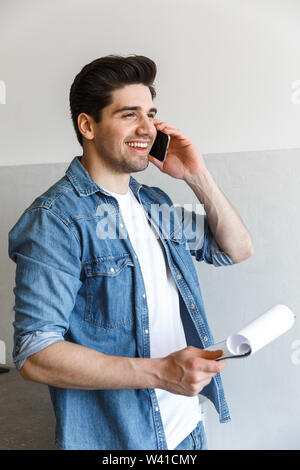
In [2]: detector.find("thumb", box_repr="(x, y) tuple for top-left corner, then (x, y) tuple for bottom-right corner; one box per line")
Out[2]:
(198, 349), (224, 360)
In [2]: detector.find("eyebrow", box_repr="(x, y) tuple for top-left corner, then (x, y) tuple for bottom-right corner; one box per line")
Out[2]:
(112, 106), (158, 115)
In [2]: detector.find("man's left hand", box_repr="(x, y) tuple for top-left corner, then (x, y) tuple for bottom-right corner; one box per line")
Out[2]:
(148, 120), (207, 181)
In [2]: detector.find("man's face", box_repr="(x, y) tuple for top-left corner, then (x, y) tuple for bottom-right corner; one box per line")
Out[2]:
(90, 84), (157, 174)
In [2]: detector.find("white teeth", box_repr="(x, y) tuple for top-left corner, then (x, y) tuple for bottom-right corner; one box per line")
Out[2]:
(126, 142), (148, 148)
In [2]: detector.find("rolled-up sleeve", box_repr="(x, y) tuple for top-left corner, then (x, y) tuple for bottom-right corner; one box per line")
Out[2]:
(13, 331), (65, 371)
(150, 186), (233, 267)
(189, 213), (233, 266)
(8, 207), (82, 370)
(173, 204), (233, 267)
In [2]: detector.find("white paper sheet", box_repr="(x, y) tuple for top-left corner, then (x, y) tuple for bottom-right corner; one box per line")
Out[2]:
(205, 304), (295, 360)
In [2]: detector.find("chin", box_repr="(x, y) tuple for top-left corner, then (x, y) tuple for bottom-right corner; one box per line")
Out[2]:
(128, 159), (149, 173)
(131, 159), (149, 173)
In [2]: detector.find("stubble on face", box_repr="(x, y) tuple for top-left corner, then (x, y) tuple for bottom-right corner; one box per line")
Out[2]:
(92, 136), (150, 174)
(119, 150), (150, 174)
(92, 84), (156, 175)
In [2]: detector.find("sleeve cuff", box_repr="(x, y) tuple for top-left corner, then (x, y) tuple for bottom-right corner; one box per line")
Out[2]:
(210, 237), (234, 267)
(14, 331), (64, 370)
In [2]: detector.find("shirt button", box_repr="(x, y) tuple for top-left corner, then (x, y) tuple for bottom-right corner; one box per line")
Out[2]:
(191, 304), (195, 309)
(155, 406), (159, 412)
(204, 336), (208, 341)
(176, 274), (182, 280)
(110, 267), (115, 272)
(145, 329), (149, 334)
(142, 293), (146, 299)
(120, 223), (124, 228)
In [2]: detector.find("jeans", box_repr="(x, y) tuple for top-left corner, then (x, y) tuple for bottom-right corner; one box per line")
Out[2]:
(174, 421), (208, 450)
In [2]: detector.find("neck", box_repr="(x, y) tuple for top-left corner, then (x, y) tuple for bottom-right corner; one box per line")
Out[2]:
(80, 153), (130, 195)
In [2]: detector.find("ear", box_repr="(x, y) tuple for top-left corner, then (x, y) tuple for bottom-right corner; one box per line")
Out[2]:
(77, 113), (95, 142)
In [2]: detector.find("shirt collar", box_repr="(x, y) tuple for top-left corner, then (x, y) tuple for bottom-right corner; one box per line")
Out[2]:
(65, 156), (142, 198)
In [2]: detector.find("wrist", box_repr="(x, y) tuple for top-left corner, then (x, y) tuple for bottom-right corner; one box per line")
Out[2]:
(153, 356), (169, 390)
(183, 167), (210, 187)
(127, 356), (168, 390)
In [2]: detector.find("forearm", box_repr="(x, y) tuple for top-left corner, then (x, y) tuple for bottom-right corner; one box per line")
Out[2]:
(20, 342), (227, 398)
(20, 340), (163, 390)
(184, 169), (254, 263)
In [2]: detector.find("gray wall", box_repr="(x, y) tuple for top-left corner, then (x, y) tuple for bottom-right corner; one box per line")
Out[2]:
(1, 0), (300, 167)
(3, 149), (300, 449)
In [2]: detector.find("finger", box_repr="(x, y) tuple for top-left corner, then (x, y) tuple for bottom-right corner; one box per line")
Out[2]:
(199, 377), (213, 388)
(159, 126), (178, 133)
(199, 371), (218, 379)
(203, 362), (225, 374)
(154, 120), (176, 128)
(199, 361), (224, 374)
(198, 349), (224, 360)
(157, 125), (178, 134)
(197, 351), (226, 374)
(216, 359), (227, 368)
(157, 124), (178, 131)
(155, 123), (180, 134)
(157, 127), (186, 140)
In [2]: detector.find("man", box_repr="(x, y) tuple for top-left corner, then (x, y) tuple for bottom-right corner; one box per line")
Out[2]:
(8, 55), (253, 450)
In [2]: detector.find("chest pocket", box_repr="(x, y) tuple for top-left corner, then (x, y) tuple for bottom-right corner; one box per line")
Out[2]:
(83, 254), (135, 329)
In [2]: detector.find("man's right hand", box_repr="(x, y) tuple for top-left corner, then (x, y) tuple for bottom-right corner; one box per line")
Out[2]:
(159, 346), (226, 396)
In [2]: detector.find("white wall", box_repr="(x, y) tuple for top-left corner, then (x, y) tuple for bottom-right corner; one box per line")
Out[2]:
(1, 0), (300, 167)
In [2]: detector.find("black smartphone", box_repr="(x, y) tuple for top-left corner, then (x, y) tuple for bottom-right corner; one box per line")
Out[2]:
(150, 130), (170, 162)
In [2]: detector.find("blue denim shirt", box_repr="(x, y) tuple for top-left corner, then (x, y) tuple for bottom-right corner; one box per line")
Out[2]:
(8, 156), (233, 450)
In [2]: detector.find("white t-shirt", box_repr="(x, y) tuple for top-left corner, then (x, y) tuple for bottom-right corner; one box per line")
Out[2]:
(104, 186), (202, 450)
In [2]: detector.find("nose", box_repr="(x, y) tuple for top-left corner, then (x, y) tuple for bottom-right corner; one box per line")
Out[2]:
(135, 115), (155, 136)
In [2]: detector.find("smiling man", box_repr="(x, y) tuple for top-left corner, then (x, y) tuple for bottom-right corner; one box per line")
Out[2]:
(8, 55), (253, 451)
(78, 83), (157, 192)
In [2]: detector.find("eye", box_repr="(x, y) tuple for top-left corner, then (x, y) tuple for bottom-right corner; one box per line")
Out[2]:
(122, 113), (156, 119)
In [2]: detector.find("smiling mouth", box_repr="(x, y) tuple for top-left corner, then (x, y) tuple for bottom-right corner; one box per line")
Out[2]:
(125, 142), (150, 153)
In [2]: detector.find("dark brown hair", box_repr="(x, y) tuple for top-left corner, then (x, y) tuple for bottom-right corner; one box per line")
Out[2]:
(69, 54), (157, 146)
